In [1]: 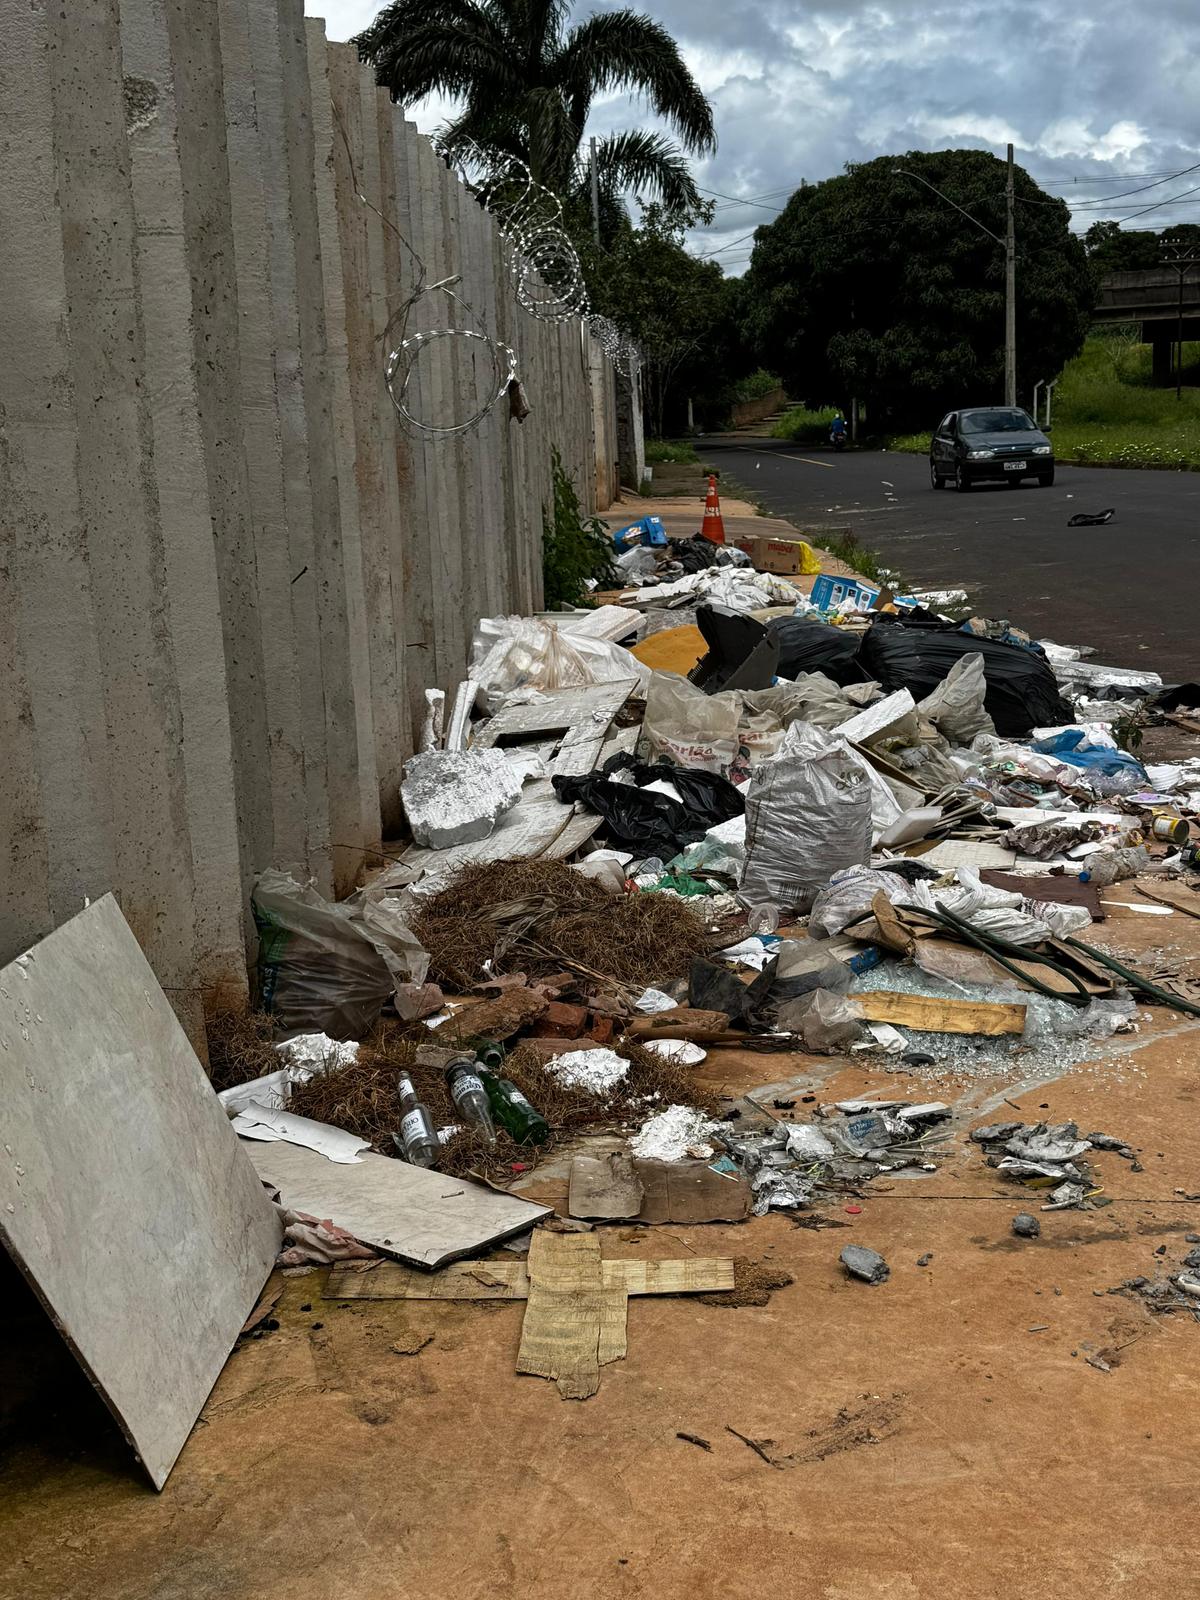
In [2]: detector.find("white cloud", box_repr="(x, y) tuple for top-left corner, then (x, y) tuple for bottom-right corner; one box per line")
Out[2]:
(305, 0), (1200, 272)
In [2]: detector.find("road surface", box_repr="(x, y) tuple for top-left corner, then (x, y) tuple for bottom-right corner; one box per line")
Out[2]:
(703, 439), (1200, 682)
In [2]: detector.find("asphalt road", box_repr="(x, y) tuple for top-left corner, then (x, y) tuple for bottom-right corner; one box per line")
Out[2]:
(703, 438), (1200, 682)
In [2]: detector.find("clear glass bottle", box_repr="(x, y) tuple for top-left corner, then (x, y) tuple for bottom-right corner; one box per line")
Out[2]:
(445, 1056), (496, 1144)
(393, 1070), (440, 1167)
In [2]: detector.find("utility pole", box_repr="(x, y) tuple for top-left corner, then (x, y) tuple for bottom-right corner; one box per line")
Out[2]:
(589, 136), (601, 247)
(894, 156), (1017, 406)
(1165, 246), (1198, 401)
(1005, 143), (1016, 407)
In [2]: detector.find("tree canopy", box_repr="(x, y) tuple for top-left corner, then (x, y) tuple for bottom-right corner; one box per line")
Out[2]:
(1085, 219), (1200, 273)
(741, 150), (1094, 428)
(582, 205), (750, 436)
(355, 0), (715, 223)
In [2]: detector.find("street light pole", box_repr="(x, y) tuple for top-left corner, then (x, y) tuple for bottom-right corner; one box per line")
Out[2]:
(1005, 143), (1017, 406)
(1164, 247), (1198, 402)
(894, 157), (1016, 406)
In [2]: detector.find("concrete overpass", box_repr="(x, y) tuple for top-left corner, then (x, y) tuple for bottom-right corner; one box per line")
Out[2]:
(1095, 267), (1200, 382)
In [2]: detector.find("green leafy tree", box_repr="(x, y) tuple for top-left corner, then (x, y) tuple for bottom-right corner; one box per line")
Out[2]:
(742, 150), (1094, 429)
(1084, 220), (1162, 273)
(582, 205), (749, 434)
(355, 0), (715, 221)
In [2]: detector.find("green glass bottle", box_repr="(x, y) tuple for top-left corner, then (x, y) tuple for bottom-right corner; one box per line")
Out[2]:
(480, 1069), (550, 1146)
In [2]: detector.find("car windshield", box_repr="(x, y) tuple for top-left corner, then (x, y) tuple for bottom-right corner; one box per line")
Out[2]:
(961, 408), (1036, 434)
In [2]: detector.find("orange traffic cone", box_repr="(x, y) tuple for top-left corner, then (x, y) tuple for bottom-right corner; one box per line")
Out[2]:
(701, 473), (726, 544)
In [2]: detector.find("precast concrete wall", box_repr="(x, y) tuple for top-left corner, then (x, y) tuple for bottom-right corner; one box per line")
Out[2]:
(0, 0), (624, 1042)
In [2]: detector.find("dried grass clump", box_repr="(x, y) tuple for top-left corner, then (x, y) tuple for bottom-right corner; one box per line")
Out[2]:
(286, 1024), (718, 1183)
(204, 1008), (279, 1093)
(412, 858), (714, 990)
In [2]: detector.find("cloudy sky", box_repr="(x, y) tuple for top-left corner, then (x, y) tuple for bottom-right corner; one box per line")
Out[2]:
(308, 0), (1200, 273)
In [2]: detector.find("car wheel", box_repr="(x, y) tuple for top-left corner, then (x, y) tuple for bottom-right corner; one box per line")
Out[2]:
(954, 464), (971, 492)
(930, 460), (944, 490)
(1039, 468), (1055, 487)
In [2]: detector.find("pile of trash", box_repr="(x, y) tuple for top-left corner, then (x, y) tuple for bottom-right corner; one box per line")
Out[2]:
(969, 1120), (1136, 1211)
(201, 544), (1200, 1225)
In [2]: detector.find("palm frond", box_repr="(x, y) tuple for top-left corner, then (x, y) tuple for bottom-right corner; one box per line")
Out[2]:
(586, 129), (705, 219)
(554, 12), (716, 155)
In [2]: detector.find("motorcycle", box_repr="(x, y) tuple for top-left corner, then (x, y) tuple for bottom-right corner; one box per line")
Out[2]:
(830, 427), (847, 451)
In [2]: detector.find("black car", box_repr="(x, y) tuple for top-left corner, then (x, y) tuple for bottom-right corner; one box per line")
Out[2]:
(929, 405), (1055, 491)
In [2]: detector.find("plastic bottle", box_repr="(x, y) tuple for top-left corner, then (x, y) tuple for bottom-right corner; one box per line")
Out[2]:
(445, 1056), (496, 1144)
(393, 1071), (440, 1167)
(480, 1070), (550, 1145)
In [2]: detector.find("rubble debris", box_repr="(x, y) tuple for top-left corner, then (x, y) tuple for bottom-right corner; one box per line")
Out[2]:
(1012, 1213), (1041, 1239)
(840, 1246), (890, 1285)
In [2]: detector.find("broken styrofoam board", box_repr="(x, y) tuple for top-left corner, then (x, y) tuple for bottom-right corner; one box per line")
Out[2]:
(532, 606), (645, 644)
(398, 794), (578, 871)
(0, 896), (281, 1490)
(323, 1255), (734, 1300)
(914, 839), (1019, 870)
(473, 680), (638, 778)
(245, 1142), (551, 1269)
(444, 680), (480, 753)
(541, 809), (605, 860)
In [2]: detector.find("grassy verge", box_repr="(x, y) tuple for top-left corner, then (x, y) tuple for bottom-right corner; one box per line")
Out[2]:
(770, 403), (840, 443)
(644, 437), (699, 465)
(886, 336), (1200, 469)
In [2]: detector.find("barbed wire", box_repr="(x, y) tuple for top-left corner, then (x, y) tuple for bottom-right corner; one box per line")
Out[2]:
(333, 105), (518, 437)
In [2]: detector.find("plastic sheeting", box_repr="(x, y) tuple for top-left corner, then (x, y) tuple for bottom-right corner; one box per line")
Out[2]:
(469, 615), (649, 712)
(252, 870), (428, 1042)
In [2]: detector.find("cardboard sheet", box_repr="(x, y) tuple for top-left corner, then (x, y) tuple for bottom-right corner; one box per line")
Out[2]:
(324, 1254), (734, 1300)
(246, 1142), (551, 1268)
(0, 896), (281, 1489)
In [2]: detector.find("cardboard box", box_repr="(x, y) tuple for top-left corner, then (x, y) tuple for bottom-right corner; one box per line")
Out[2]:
(733, 532), (820, 575)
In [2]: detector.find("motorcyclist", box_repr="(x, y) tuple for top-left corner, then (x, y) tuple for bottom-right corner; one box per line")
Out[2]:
(830, 412), (848, 448)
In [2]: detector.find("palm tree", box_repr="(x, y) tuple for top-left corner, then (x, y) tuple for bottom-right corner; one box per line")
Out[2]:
(355, 0), (715, 221)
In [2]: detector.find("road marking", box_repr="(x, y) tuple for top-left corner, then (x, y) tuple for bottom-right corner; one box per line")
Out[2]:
(776, 453), (836, 469)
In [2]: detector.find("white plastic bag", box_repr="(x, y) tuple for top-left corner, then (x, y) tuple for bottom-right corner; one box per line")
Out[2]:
(917, 654), (995, 745)
(470, 615), (648, 712)
(740, 722), (873, 912)
(808, 865), (909, 938)
(641, 670), (740, 773)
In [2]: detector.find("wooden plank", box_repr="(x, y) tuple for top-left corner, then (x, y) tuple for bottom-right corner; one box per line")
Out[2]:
(326, 1253), (735, 1300)
(246, 1143), (550, 1268)
(855, 990), (1026, 1035)
(517, 1230), (609, 1399)
(0, 897), (281, 1490)
(540, 809), (604, 860)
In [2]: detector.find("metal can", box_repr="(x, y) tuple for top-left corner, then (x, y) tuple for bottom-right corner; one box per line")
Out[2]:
(1151, 810), (1189, 846)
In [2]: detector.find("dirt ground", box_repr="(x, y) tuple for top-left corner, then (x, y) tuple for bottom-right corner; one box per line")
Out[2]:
(3, 881), (1200, 1597)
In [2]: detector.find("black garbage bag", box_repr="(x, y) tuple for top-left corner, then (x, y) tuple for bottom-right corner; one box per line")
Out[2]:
(688, 955), (778, 1025)
(767, 615), (871, 686)
(857, 616), (1071, 736)
(552, 752), (744, 857)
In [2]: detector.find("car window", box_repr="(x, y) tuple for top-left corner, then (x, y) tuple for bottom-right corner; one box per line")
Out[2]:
(961, 408), (1036, 433)
(939, 414), (955, 435)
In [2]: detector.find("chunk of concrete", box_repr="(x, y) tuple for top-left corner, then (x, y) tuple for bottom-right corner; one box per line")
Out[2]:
(400, 749), (524, 848)
(840, 1245), (889, 1284)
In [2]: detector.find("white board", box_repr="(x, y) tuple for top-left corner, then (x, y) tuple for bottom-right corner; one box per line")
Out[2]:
(247, 1142), (551, 1268)
(0, 896), (281, 1489)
